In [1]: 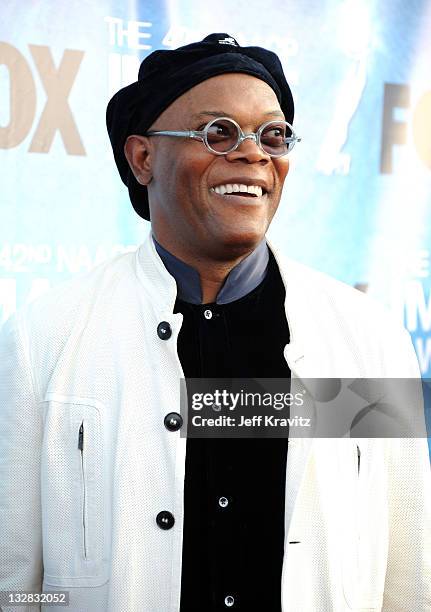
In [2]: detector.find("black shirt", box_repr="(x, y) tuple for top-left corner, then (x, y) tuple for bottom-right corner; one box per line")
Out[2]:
(176, 249), (291, 611)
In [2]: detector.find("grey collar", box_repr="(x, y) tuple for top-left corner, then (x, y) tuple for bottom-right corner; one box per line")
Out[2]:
(152, 235), (269, 304)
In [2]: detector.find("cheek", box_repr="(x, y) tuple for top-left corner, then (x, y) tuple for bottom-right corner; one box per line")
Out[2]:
(178, 153), (214, 194)
(274, 159), (290, 186)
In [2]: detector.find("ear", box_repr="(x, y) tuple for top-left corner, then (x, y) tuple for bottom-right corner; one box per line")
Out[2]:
(124, 135), (153, 185)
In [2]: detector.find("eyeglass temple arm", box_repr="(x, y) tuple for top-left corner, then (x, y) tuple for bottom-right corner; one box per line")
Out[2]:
(144, 129), (205, 140)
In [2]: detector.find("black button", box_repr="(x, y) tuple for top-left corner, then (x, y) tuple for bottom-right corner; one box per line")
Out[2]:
(156, 510), (175, 530)
(157, 321), (172, 339)
(164, 412), (183, 431)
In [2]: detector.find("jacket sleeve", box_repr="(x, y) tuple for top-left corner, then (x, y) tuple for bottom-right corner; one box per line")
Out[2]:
(0, 313), (43, 612)
(381, 326), (431, 611)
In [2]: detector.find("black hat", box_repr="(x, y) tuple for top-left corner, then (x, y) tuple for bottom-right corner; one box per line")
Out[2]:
(106, 33), (294, 221)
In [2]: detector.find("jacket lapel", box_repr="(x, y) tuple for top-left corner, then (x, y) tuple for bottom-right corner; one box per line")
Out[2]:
(267, 239), (316, 538)
(284, 346), (315, 539)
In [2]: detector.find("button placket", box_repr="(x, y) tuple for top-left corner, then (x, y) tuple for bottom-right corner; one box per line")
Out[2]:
(175, 251), (290, 610)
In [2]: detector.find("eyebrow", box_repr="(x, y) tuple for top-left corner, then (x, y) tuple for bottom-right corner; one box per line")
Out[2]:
(191, 110), (285, 120)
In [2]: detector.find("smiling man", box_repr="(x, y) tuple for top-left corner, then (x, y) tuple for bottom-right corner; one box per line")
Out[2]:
(114, 37), (298, 611)
(124, 72), (289, 304)
(0, 33), (430, 612)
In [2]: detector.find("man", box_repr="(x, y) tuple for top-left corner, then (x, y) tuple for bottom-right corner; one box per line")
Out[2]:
(0, 33), (430, 612)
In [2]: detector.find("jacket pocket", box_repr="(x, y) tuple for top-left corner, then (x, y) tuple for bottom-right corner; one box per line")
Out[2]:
(40, 395), (108, 587)
(341, 441), (386, 610)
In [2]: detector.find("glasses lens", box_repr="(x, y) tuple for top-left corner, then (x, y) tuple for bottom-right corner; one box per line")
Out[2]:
(205, 118), (239, 153)
(260, 121), (293, 156)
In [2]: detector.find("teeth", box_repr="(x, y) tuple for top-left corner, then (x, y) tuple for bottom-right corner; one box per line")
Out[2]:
(212, 184), (263, 197)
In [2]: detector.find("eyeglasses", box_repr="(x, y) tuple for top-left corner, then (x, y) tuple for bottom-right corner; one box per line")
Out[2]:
(144, 116), (301, 157)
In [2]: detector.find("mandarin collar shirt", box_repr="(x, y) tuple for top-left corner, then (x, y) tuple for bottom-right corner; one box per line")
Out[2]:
(153, 233), (291, 612)
(152, 234), (270, 305)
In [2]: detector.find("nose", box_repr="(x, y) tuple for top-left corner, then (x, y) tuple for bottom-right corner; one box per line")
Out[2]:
(225, 133), (270, 164)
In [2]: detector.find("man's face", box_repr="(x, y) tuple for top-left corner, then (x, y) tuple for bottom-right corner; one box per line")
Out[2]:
(136, 73), (290, 258)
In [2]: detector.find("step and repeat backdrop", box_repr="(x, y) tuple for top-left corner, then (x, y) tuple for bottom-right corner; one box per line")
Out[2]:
(1, 1), (430, 411)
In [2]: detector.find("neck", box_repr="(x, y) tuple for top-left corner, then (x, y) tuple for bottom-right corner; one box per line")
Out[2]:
(197, 260), (244, 303)
(152, 233), (264, 304)
(170, 247), (252, 303)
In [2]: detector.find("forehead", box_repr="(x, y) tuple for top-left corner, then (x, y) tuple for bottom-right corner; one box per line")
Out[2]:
(155, 73), (283, 127)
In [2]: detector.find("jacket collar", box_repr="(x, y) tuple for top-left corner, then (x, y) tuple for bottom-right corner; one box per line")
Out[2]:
(136, 230), (307, 370)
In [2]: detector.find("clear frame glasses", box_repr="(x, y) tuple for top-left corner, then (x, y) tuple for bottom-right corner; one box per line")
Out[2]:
(144, 116), (301, 157)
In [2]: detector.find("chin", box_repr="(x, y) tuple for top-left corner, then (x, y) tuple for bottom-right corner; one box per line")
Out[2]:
(216, 225), (266, 254)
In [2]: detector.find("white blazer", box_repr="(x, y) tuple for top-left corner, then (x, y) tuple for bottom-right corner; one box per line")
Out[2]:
(0, 231), (430, 612)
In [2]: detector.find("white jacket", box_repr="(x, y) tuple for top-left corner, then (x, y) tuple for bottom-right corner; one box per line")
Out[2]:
(0, 231), (430, 612)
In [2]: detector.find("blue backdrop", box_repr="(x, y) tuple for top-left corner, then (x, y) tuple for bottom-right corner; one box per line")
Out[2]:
(1, 0), (430, 442)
